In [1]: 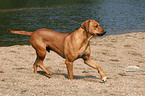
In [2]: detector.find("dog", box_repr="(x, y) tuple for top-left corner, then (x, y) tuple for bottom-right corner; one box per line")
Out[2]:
(8, 20), (107, 82)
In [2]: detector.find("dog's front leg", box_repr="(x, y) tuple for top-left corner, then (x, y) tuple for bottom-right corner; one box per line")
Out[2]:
(65, 59), (74, 80)
(84, 57), (107, 82)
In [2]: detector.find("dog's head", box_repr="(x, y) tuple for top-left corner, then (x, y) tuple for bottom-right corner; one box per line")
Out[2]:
(81, 20), (106, 36)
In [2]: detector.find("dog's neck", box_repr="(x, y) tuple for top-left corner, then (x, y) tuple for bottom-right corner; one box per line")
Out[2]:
(71, 28), (93, 54)
(73, 27), (93, 42)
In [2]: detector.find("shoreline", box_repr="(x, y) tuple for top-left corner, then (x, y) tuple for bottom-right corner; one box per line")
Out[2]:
(0, 31), (145, 47)
(0, 32), (145, 96)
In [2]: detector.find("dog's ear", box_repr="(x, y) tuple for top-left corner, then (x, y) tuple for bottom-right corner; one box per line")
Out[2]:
(81, 20), (90, 33)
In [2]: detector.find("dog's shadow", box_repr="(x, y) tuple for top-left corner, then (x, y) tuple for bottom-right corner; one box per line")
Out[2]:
(37, 71), (100, 81)
(37, 71), (52, 78)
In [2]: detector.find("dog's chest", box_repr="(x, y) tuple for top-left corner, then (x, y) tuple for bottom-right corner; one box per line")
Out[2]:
(78, 43), (89, 57)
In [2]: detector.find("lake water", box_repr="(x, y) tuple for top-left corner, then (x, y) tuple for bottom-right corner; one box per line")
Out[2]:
(0, 0), (145, 46)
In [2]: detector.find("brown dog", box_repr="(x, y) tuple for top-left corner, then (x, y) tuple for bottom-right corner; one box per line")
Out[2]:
(8, 20), (107, 82)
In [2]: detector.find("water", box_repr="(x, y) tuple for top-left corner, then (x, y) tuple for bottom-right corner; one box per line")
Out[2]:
(0, 0), (145, 46)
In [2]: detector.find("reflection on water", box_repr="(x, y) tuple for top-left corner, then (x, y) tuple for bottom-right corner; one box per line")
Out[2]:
(0, 0), (145, 46)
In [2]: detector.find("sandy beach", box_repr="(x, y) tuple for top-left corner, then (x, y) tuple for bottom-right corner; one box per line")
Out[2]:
(0, 32), (145, 96)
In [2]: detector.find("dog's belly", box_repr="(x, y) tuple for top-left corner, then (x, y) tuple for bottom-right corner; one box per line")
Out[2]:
(46, 44), (65, 58)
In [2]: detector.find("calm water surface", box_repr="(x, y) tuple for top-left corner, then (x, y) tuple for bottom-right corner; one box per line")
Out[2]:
(0, 0), (145, 46)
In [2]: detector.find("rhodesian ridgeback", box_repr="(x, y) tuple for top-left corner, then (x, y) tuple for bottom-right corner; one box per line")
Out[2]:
(8, 20), (107, 82)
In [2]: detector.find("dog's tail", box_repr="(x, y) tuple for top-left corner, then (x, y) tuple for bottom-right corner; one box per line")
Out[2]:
(8, 29), (33, 36)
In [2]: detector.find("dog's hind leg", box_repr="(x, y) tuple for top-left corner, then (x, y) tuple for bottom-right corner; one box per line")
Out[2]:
(33, 49), (52, 75)
(33, 56), (39, 74)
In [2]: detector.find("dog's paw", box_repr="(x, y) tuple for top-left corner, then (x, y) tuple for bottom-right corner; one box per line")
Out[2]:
(102, 76), (107, 82)
(45, 73), (53, 78)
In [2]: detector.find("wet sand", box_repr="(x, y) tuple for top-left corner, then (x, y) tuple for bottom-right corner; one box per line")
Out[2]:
(0, 32), (145, 96)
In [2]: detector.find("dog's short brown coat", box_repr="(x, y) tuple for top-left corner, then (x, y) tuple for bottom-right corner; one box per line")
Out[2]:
(8, 20), (107, 81)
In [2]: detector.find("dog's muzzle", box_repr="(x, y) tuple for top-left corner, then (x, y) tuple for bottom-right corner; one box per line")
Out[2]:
(97, 31), (106, 36)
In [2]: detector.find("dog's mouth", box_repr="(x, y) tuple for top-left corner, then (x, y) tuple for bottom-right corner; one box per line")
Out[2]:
(97, 31), (106, 36)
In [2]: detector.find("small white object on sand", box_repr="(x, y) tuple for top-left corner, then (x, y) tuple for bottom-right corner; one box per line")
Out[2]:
(123, 69), (136, 72)
(127, 66), (140, 69)
(123, 66), (140, 72)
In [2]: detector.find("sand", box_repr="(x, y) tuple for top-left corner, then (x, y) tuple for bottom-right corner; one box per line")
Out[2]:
(0, 32), (145, 96)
